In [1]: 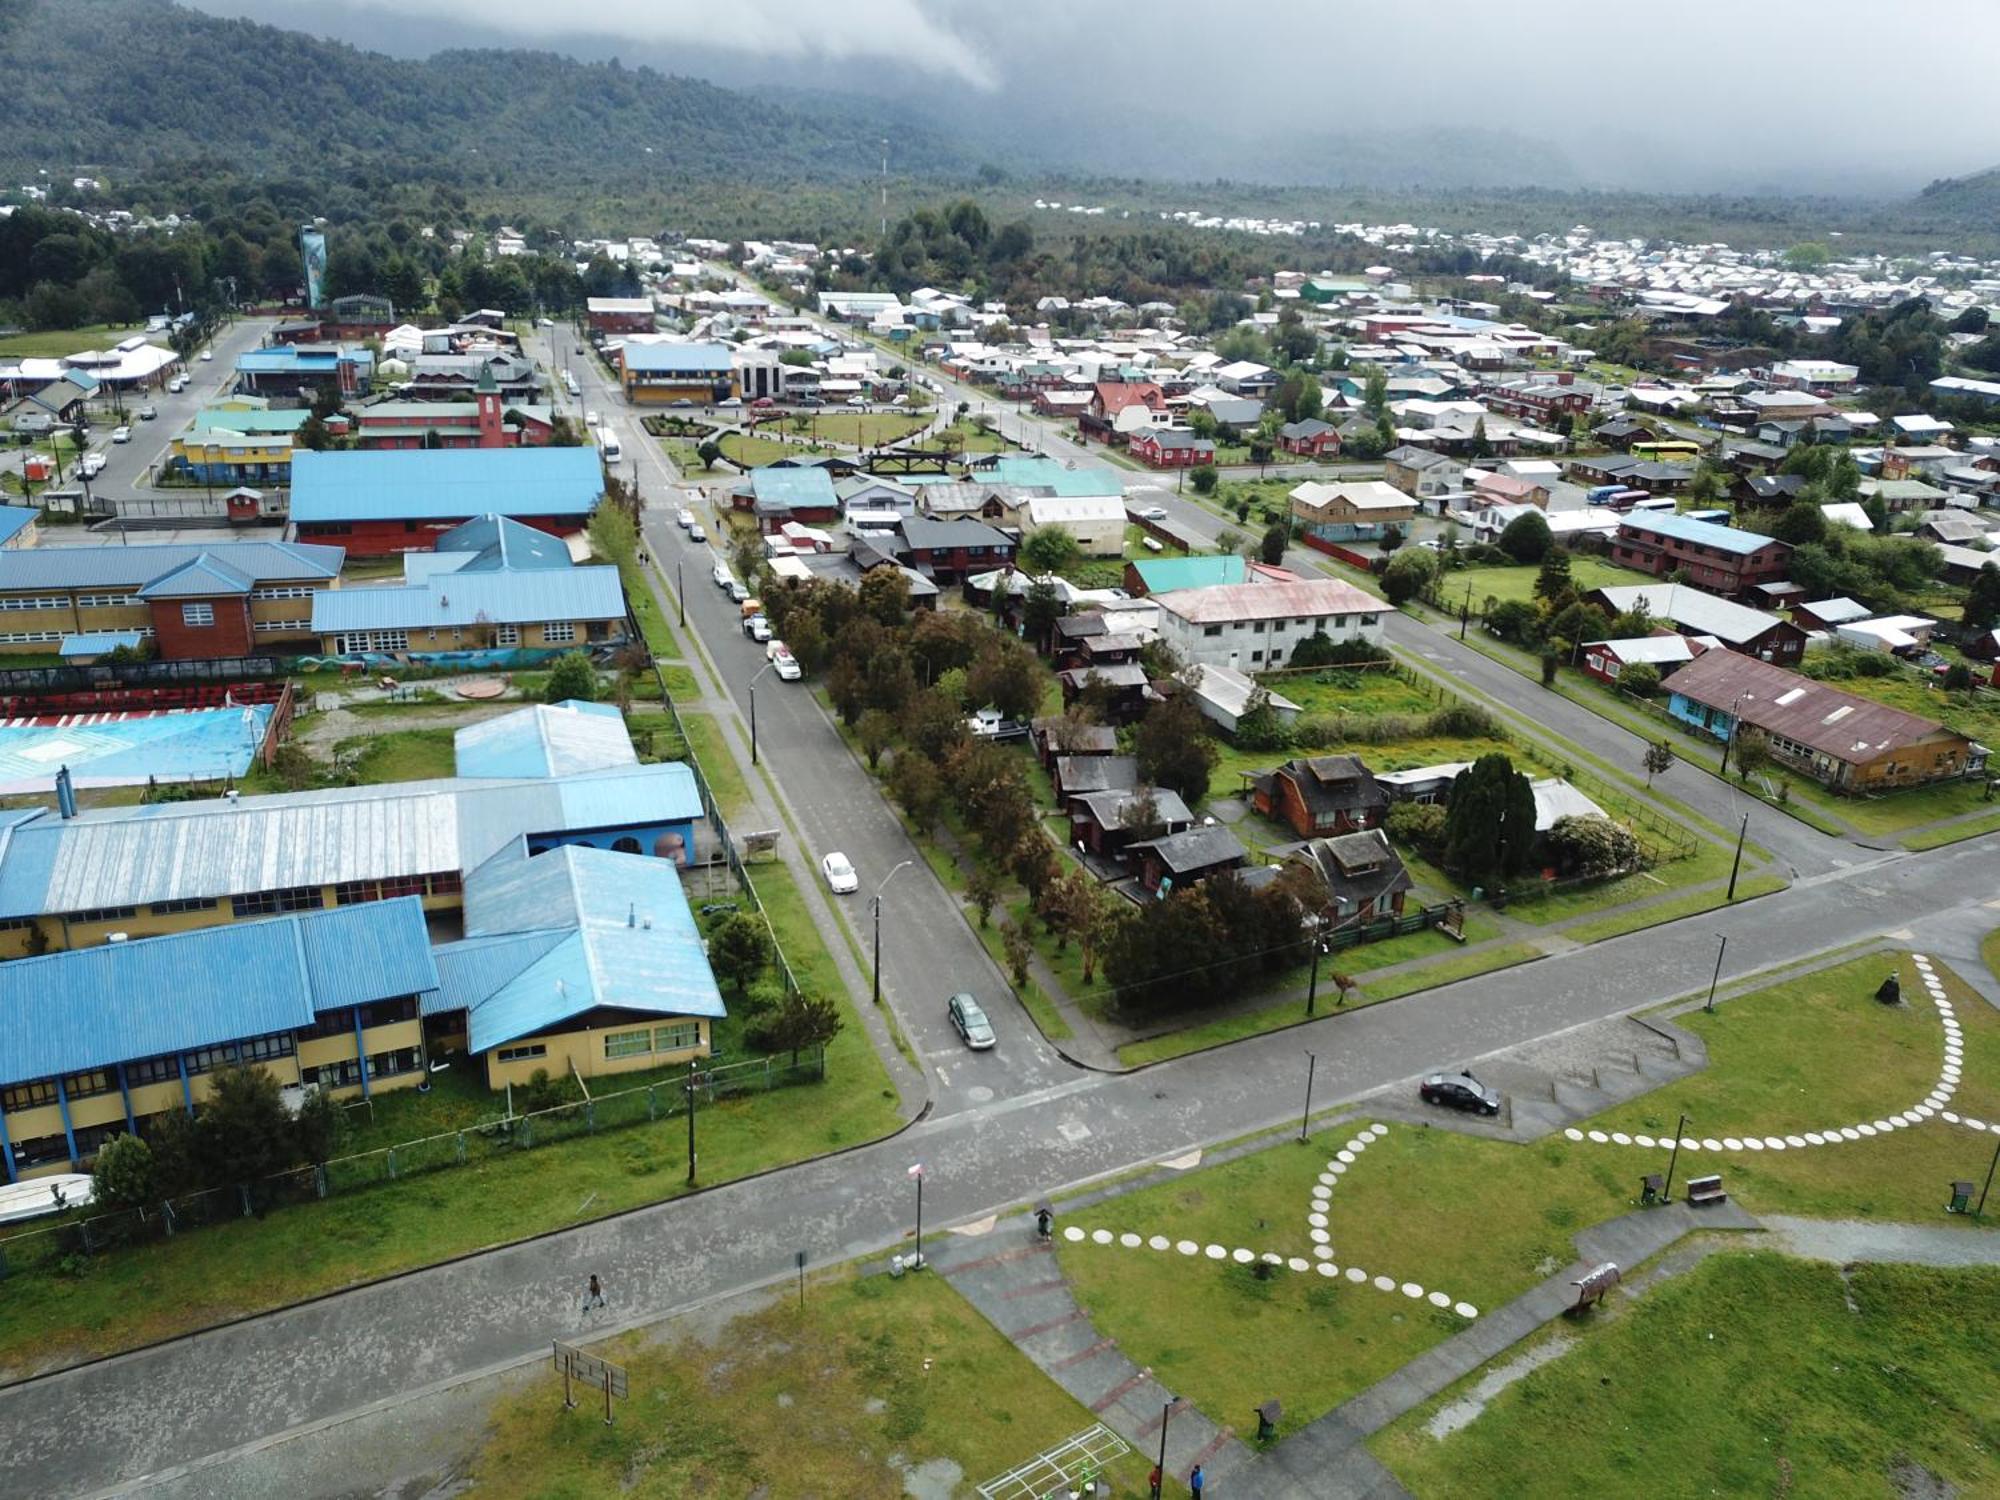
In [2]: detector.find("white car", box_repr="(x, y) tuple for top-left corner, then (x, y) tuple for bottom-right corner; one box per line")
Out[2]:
(821, 851), (858, 894)
(111, 425), (131, 444)
(688, 524), (706, 543)
(712, 562), (733, 588)
(675, 507), (695, 529)
(1136, 505), (1168, 521)
(584, 409), (600, 427)
(80, 453), (106, 478)
(727, 580), (750, 603)
(199, 349), (213, 361)
(536, 317), (555, 328)
(773, 653), (801, 681)
(167, 376), (186, 393)
(744, 614), (772, 642)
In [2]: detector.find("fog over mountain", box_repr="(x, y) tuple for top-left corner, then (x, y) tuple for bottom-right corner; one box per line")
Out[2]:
(187, 0), (2000, 197)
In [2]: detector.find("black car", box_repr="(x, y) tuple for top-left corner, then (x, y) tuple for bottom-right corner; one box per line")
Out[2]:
(1419, 1070), (1501, 1116)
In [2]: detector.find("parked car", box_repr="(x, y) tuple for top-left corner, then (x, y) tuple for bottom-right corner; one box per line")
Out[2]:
(794, 396), (824, 409)
(675, 507), (695, 529)
(167, 376), (186, 393)
(111, 425), (131, 444)
(536, 316), (555, 328)
(688, 524), (706, 543)
(821, 851), (858, 894)
(750, 396), (776, 410)
(773, 652), (802, 681)
(744, 613), (772, 642)
(1419, 1071), (1501, 1117)
(966, 707), (1028, 742)
(716, 397), (742, 409)
(584, 409), (599, 427)
(726, 580), (750, 603)
(670, 398), (698, 409)
(199, 349), (213, 361)
(712, 562), (733, 588)
(847, 394), (869, 407)
(137, 404), (157, 421)
(947, 992), (996, 1050)
(1135, 505), (1167, 520)
(79, 453), (106, 478)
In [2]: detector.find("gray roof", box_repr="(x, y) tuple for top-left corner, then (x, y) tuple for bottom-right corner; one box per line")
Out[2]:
(1072, 786), (1192, 829)
(1129, 823), (1248, 873)
(898, 516), (1015, 551)
(1054, 755), (1139, 797)
(0, 541), (342, 593)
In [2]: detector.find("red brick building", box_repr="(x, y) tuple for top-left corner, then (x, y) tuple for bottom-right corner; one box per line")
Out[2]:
(352, 372), (554, 450)
(1611, 513), (1792, 597)
(586, 297), (656, 336)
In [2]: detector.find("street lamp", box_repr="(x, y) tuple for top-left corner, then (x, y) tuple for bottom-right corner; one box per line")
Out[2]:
(748, 660), (773, 765)
(907, 1161), (926, 1270)
(1662, 1113), (1691, 1203)
(1704, 933), (1727, 1014)
(1305, 932), (1333, 1016)
(1300, 1051), (1317, 1143)
(1155, 1396), (1179, 1498)
(872, 860), (914, 1009)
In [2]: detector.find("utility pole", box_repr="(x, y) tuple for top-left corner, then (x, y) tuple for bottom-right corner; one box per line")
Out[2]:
(1704, 933), (1727, 1013)
(1663, 1113), (1690, 1203)
(1726, 811), (1748, 901)
(684, 1059), (698, 1186)
(1300, 1051), (1317, 1143)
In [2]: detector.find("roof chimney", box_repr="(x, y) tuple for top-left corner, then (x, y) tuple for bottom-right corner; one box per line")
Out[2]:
(628, 901), (636, 928)
(55, 764), (76, 820)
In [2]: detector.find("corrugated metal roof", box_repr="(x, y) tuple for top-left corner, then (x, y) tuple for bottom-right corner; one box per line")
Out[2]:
(189, 407), (311, 435)
(1590, 584), (1784, 647)
(137, 553), (256, 599)
(434, 514), (574, 572)
(1665, 648), (1963, 764)
(453, 701), (635, 780)
(58, 631), (145, 657)
(310, 567), (625, 632)
(620, 342), (732, 374)
(981, 457), (1123, 497)
(0, 542), (342, 593)
(751, 467), (838, 509)
(1132, 555), (1246, 592)
(1154, 579), (1380, 625)
(1619, 511), (1788, 558)
(290, 448), (604, 524)
(427, 928), (568, 1018)
(0, 898), (435, 1087)
(460, 845), (725, 1050)
(0, 508), (38, 544)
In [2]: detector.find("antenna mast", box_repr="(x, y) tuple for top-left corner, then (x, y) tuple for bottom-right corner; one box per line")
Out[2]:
(880, 138), (889, 239)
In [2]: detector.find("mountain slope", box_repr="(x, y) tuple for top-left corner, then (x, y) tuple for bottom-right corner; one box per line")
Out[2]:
(0, 0), (963, 183)
(1911, 166), (2000, 225)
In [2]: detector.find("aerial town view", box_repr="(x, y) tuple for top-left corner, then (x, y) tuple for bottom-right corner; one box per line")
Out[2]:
(3, 2), (2000, 1496)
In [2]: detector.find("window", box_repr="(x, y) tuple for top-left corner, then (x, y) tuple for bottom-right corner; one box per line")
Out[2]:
(2, 1079), (56, 1113)
(369, 1047), (420, 1078)
(0, 595), (69, 611)
(336, 629), (410, 653)
(77, 593), (142, 608)
(1203, 625), (1222, 637)
(654, 1022), (701, 1053)
(151, 896), (218, 916)
(181, 603), (215, 628)
(496, 1043), (547, 1064)
(125, 1054), (180, 1088)
(61, 1069), (113, 1100)
(542, 621), (577, 644)
(251, 584), (315, 600)
(358, 996), (417, 1029)
(1250, 650), (1264, 664)
(68, 905), (138, 925)
(182, 1042), (242, 1075)
(0, 630), (64, 644)
(254, 618), (311, 633)
(1359, 614), (1379, 628)
(231, 886), (324, 918)
(604, 1028), (653, 1060)
(494, 623), (520, 647)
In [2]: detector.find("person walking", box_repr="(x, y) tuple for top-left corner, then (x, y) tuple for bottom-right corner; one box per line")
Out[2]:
(1148, 1462), (1163, 1498)
(584, 1273), (605, 1312)
(1188, 1463), (1204, 1497)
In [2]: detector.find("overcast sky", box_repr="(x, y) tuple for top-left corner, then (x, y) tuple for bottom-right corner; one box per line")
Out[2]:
(189, 1), (2000, 195)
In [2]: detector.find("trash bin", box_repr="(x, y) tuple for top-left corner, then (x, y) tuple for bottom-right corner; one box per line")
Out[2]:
(1948, 1181), (1974, 1214)
(1641, 1173), (1664, 1206)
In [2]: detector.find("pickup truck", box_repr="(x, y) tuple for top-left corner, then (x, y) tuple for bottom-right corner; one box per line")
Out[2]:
(966, 708), (1029, 742)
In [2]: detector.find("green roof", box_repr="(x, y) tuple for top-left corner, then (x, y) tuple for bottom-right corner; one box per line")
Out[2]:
(1132, 555), (1248, 592)
(982, 456), (1122, 498)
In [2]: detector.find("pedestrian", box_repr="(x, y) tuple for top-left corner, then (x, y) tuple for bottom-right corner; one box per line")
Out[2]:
(1148, 1462), (1163, 1499)
(1188, 1463), (1204, 1497)
(584, 1273), (605, 1311)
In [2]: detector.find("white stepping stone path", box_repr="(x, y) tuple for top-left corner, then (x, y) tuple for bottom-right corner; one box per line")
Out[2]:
(1559, 954), (1995, 1151)
(1057, 1123), (1479, 1320)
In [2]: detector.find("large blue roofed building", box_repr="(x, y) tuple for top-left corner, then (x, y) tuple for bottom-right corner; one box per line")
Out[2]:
(289, 448), (605, 558)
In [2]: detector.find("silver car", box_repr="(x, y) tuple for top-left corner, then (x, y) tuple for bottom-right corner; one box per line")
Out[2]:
(947, 992), (996, 1050)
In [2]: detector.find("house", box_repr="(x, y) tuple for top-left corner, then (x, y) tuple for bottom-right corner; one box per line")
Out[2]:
(1579, 635), (1708, 686)
(893, 516), (1016, 584)
(1128, 824), (1249, 896)
(1286, 831), (1412, 925)
(1791, 597), (1871, 634)
(351, 368), (552, 450)
(617, 342), (734, 405)
(1052, 754), (1139, 810)
(1279, 418), (1340, 458)
(1213, 360), (1277, 396)
(1662, 647), (1980, 792)
(1290, 481), (1418, 544)
(311, 562), (627, 661)
(735, 467), (842, 535)
(1199, 396), (1265, 431)
(1833, 615), (1936, 655)
(1611, 513), (1792, 596)
(1153, 579), (1384, 672)
(1732, 472), (1808, 509)
(1080, 381), (1166, 442)
(1472, 472), (1549, 509)
(1593, 417), (1664, 451)
(1032, 716), (1118, 769)
(1124, 554), (1248, 597)
(288, 448), (604, 557)
(1069, 786), (1193, 860)
(1057, 661), (1151, 722)
(585, 297), (656, 336)
(1587, 583), (1806, 666)
(1373, 762), (1472, 805)
(0, 540), (342, 658)
(1128, 429), (1215, 468)
(1021, 493), (1128, 558)
(1249, 754), (1389, 840)
(1917, 512), (1993, 548)
(1383, 446), (1464, 499)
(1178, 663), (1301, 735)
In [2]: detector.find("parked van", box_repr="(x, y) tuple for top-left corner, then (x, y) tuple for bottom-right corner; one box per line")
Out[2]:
(563, 372), (580, 397)
(598, 428), (623, 463)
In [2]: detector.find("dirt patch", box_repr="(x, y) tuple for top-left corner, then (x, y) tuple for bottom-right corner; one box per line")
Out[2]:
(1423, 1335), (1574, 1439)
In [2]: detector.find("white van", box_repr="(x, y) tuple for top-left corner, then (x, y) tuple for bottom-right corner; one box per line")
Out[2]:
(563, 372), (580, 397)
(598, 428), (623, 463)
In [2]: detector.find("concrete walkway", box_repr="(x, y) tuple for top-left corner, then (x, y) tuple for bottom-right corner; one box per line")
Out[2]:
(1762, 1215), (2000, 1266)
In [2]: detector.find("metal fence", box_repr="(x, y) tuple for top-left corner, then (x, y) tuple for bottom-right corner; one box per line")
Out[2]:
(0, 1049), (825, 1278)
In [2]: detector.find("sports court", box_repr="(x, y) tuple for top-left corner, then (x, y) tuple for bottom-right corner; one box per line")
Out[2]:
(0, 704), (276, 794)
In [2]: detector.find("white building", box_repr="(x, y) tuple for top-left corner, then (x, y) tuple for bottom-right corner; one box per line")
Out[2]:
(1021, 494), (1127, 558)
(1152, 579), (1385, 672)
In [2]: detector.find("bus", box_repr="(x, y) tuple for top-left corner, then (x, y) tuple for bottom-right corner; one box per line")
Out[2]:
(597, 428), (623, 464)
(1630, 439), (1701, 461)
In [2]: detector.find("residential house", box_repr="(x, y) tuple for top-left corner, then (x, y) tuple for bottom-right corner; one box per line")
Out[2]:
(735, 467), (842, 535)
(1153, 579), (1385, 672)
(1021, 493), (1128, 558)
(1177, 663), (1301, 736)
(1056, 661), (1150, 722)
(1128, 825), (1249, 896)
(1587, 583), (1806, 666)
(1791, 597), (1872, 634)
(1032, 716), (1117, 769)
(1579, 635), (1708, 686)
(1917, 512), (1993, 548)
(1732, 472), (1808, 509)
(1290, 480), (1417, 545)
(1610, 513), (1792, 596)
(892, 516), (1016, 584)
(1287, 830), (1412, 925)
(1662, 647), (1981, 792)
(1079, 381), (1166, 443)
(1383, 446), (1464, 499)
(1249, 754), (1389, 840)
(1052, 754), (1139, 811)
(1472, 472), (1549, 510)
(1279, 418), (1340, 458)
(1069, 786), (1193, 860)
(1593, 417), (1665, 451)
(1128, 428), (1215, 468)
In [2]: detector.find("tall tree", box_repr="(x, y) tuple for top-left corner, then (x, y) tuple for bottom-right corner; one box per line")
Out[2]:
(1442, 754), (1538, 886)
(1135, 692), (1220, 806)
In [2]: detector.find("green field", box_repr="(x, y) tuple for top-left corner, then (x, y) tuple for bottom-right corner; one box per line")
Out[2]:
(1374, 1255), (2000, 1500)
(468, 1269), (1152, 1498)
(1446, 556), (1656, 608)
(678, 711), (751, 820)
(807, 409), (930, 448)
(718, 432), (795, 468)
(0, 324), (143, 358)
(335, 727), (458, 784)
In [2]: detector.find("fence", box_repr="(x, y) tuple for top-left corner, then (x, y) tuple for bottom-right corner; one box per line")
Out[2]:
(1322, 900), (1462, 953)
(0, 1049), (826, 1278)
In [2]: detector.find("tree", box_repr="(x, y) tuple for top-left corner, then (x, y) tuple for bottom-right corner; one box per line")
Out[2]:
(967, 641), (1044, 724)
(294, 1087), (351, 1167)
(1539, 648), (1561, 687)
(1468, 417), (1492, 459)
(1544, 814), (1643, 877)
(1191, 464), (1219, 495)
(1022, 579), (1064, 647)
(858, 567), (910, 627)
(695, 439), (723, 470)
(1259, 521), (1290, 565)
(1953, 306), (1990, 334)
(965, 864), (1002, 928)
(1020, 524), (1082, 575)
(857, 709), (895, 769)
(887, 748), (946, 829)
(1943, 662), (1975, 692)
(1135, 692), (1220, 805)
(1533, 548), (1574, 605)
(750, 990), (842, 1063)
(543, 651), (598, 703)
(1233, 686), (1294, 752)
(196, 1063), (299, 1197)
(1771, 500), (1829, 547)
(1442, 755), (1537, 885)
(999, 918), (1033, 986)
(1731, 726), (1772, 782)
(1485, 598), (1540, 644)
(1621, 661), (1664, 699)
(1497, 509), (1552, 563)
(1962, 564), (2000, 634)
(1642, 739), (1675, 785)
(1783, 241), (1832, 270)
(708, 913), (772, 997)
(1187, 408), (1219, 441)
(91, 1132), (156, 1211)
(1377, 523), (1405, 554)
(1380, 547), (1438, 606)
(1362, 365), (1388, 417)
(1385, 800), (1447, 860)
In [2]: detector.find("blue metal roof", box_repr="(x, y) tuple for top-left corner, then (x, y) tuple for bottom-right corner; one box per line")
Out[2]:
(426, 929), (567, 1018)
(433, 514), (574, 572)
(136, 553), (256, 599)
(458, 845), (725, 1051)
(620, 342), (732, 375)
(0, 508), (36, 546)
(981, 456), (1123, 497)
(453, 701), (636, 780)
(0, 898), (437, 1087)
(750, 467), (838, 510)
(290, 448), (605, 524)
(58, 631), (145, 658)
(0, 542), (342, 593)
(309, 566), (626, 632)
(1621, 511), (1787, 557)
(237, 349), (341, 374)
(553, 760), (699, 831)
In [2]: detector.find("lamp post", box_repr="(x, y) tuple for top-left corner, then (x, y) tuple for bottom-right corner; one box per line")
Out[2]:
(677, 558), (685, 626)
(872, 860), (914, 1009)
(1300, 1051), (1317, 1143)
(1726, 811), (1748, 901)
(748, 660), (772, 765)
(1704, 933), (1727, 1014)
(1662, 1112), (1690, 1203)
(907, 1161), (926, 1269)
(1155, 1396), (1179, 1496)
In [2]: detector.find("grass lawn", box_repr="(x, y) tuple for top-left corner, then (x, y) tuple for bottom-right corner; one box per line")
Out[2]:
(936, 417), (1012, 454)
(1812, 656), (2000, 751)
(1559, 871), (1788, 943)
(718, 432), (796, 468)
(1373, 1254), (2000, 1500)
(807, 410), (930, 449)
(0, 862), (896, 1381)
(1067, 948), (1997, 1435)
(1446, 557), (1653, 608)
(678, 711), (751, 820)
(1906, 805), (2000, 849)
(1260, 665), (1442, 718)
(335, 727), (458, 783)
(0, 324), (140, 358)
(467, 1269), (1153, 1498)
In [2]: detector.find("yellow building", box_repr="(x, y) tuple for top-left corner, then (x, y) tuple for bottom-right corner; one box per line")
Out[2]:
(617, 341), (735, 406)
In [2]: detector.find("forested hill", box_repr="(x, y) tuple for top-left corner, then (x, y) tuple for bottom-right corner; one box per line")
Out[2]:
(0, 0), (964, 184)
(1911, 167), (2000, 227)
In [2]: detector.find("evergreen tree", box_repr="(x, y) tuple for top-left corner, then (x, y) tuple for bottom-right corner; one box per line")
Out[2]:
(1442, 754), (1537, 885)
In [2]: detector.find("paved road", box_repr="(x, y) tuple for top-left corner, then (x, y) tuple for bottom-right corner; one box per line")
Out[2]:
(9, 833), (1999, 1497)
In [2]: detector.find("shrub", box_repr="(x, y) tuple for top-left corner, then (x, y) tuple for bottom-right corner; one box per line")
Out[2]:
(1618, 661), (1662, 698)
(1497, 510), (1553, 562)
(1385, 800), (1447, 859)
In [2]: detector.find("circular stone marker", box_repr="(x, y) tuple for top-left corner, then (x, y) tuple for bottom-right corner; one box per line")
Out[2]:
(1455, 1301), (1479, 1319)
(1316, 1262), (1338, 1277)
(1150, 1235), (1171, 1251)
(1701, 1138), (1724, 1152)
(1311, 1227), (1330, 1245)
(1318, 1173), (1337, 1187)
(1312, 1185), (1332, 1201)
(1785, 1136), (1808, 1149)
(1429, 1290), (1452, 1308)
(1967, 1118), (1991, 1132)
(1915, 1106), (1935, 1118)
(1564, 1128), (1584, 1141)
(1840, 1126), (1862, 1139)
(1745, 1137), (1766, 1151)
(1232, 1248), (1255, 1264)
(1120, 1233), (1142, 1248)
(1611, 1132), (1632, 1146)
(1288, 1257), (1310, 1273)
(1315, 1245), (1334, 1261)
(1762, 1138), (1785, 1151)
(1206, 1244), (1228, 1260)
(1178, 1240), (1199, 1256)
(1330, 1161), (1348, 1175)
(1722, 1137), (1744, 1151)
(1803, 1132), (1825, 1145)
(1634, 1134), (1656, 1149)
(1063, 1227), (1085, 1242)
(1092, 1229), (1113, 1245)
(1309, 1212), (1328, 1229)
(1337, 1151), (1356, 1164)
(1588, 1130), (1610, 1144)
(1857, 1124), (1879, 1137)
(1373, 1275), (1396, 1292)
(1402, 1282), (1425, 1299)
(1943, 1111), (1962, 1124)
(1346, 1266), (1368, 1283)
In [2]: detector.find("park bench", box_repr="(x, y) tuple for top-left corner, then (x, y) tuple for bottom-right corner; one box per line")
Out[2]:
(1685, 1173), (1726, 1207)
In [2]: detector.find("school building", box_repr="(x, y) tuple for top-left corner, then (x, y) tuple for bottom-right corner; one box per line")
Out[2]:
(288, 447), (605, 558)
